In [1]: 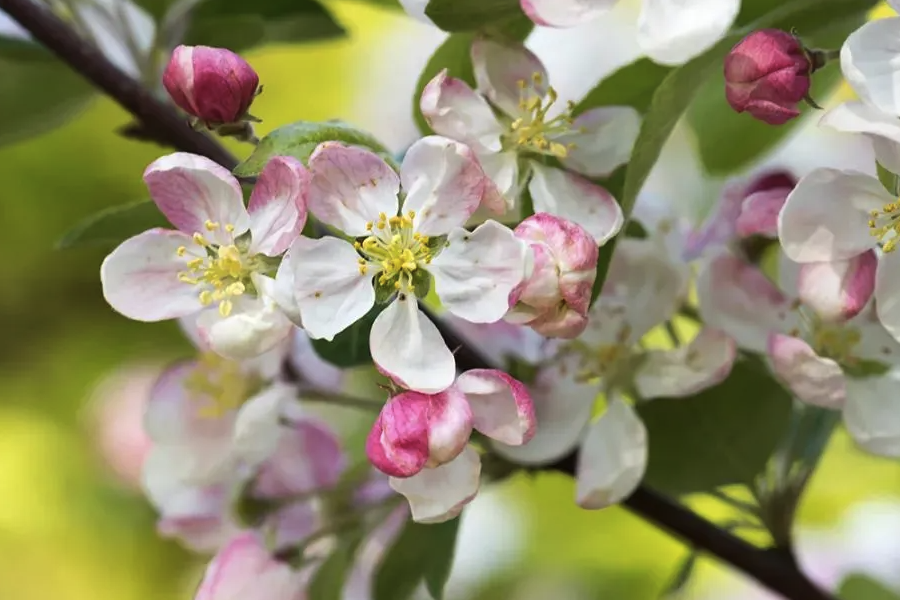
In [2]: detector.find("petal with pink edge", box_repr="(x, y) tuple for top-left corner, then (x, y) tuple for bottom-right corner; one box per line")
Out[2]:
(735, 187), (791, 239)
(844, 371), (900, 458)
(195, 533), (305, 600)
(797, 252), (878, 323)
(528, 163), (623, 244)
(768, 334), (846, 409)
(554, 106), (640, 178)
(389, 446), (481, 524)
(247, 156), (309, 256)
(101, 229), (204, 322)
(287, 236), (376, 341)
(635, 328), (737, 399)
(455, 369), (535, 445)
(778, 169), (888, 263)
(307, 142), (400, 236)
(420, 70), (503, 153)
(471, 37), (547, 118)
(425, 386), (475, 465)
(367, 399), (429, 479)
(492, 359), (597, 464)
(521, 0), (615, 27)
(401, 136), (487, 236)
(144, 152), (248, 244)
(370, 294), (456, 394)
(576, 397), (647, 509)
(430, 221), (530, 323)
(637, 0), (739, 66)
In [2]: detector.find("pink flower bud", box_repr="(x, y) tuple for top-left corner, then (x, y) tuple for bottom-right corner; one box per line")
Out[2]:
(195, 533), (305, 600)
(797, 252), (878, 323)
(507, 213), (598, 339)
(163, 45), (259, 125)
(724, 29), (811, 125)
(735, 170), (796, 238)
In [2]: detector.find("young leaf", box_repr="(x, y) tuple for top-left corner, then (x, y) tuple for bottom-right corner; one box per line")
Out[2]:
(233, 120), (396, 177)
(638, 355), (792, 495)
(425, 0), (521, 32)
(311, 306), (383, 368)
(839, 575), (900, 600)
(373, 518), (461, 600)
(57, 200), (168, 249)
(576, 58), (672, 115)
(308, 535), (365, 600)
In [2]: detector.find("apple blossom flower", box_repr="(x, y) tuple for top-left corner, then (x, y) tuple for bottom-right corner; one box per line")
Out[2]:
(698, 251), (900, 456)
(164, 45), (261, 126)
(366, 369), (536, 522)
(420, 38), (632, 242)
(518, 0), (741, 66)
(278, 137), (531, 394)
(102, 152), (308, 359)
(840, 9), (900, 124)
(724, 29), (812, 125)
(505, 213), (598, 338)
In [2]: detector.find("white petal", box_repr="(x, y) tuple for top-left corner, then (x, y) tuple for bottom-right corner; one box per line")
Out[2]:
(271, 245), (303, 327)
(841, 17), (900, 118)
(768, 334), (847, 409)
(390, 446), (481, 523)
(635, 328), (736, 399)
(143, 153), (248, 244)
(307, 142), (400, 236)
(528, 163), (623, 244)
(876, 251), (900, 344)
(287, 236), (375, 341)
(430, 221), (530, 323)
(455, 369), (536, 445)
(401, 136), (486, 235)
(232, 383), (294, 467)
(852, 305), (900, 367)
(419, 70), (504, 153)
(76, 0), (154, 78)
(370, 295), (456, 394)
(819, 101), (900, 174)
(637, 0), (740, 66)
(556, 106), (641, 177)
(101, 229), (202, 322)
(778, 169), (888, 263)
(844, 371), (900, 458)
(471, 37), (548, 117)
(520, 0), (616, 27)
(492, 359), (597, 465)
(576, 397), (647, 509)
(398, 0), (433, 25)
(478, 150), (521, 214)
(202, 285), (294, 360)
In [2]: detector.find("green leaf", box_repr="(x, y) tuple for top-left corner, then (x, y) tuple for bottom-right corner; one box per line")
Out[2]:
(58, 200), (168, 249)
(0, 57), (95, 148)
(839, 575), (900, 600)
(373, 518), (460, 600)
(576, 59), (672, 115)
(309, 535), (365, 600)
(425, 0), (520, 32)
(638, 355), (792, 495)
(660, 550), (698, 598)
(311, 306), (382, 368)
(184, 0), (345, 52)
(877, 161), (900, 195)
(234, 120), (396, 177)
(0, 36), (54, 61)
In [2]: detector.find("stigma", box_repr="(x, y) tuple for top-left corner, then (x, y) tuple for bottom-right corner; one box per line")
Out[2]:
(506, 72), (577, 158)
(355, 211), (433, 292)
(869, 200), (900, 252)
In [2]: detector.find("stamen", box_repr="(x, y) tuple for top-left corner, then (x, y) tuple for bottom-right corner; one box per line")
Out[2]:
(504, 71), (575, 158)
(869, 200), (900, 252)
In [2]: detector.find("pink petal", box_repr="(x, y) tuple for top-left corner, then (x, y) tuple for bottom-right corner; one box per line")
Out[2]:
(153, 484), (234, 553)
(254, 419), (346, 497)
(471, 37), (548, 117)
(455, 369), (536, 445)
(401, 136), (488, 236)
(768, 333), (846, 409)
(144, 361), (232, 444)
(798, 252), (878, 323)
(735, 186), (792, 238)
(307, 142), (400, 236)
(555, 106), (641, 178)
(195, 533), (305, 600)
(144, 153), (248, 244)
(430, 221), (531, 323)
(248, 156), (309, 256)
(521, 0), (615, 27)
(389, 446), (481, 524)
(420, 70), (503, 153)
(528, 163), (623, 244)
(634, 328), (737, 399)
(369, 294), (456, 394)
(366, 392), (431, 478)
(101, 229), (204, 322)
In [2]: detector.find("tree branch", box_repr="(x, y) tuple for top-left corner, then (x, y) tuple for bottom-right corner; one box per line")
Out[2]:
(0, 1), (835, 598)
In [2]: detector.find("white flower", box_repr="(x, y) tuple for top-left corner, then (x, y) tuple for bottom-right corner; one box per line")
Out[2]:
(101, 153), (308, 359)
(420, 38), (632, 242)
(279, 137), (531, 394)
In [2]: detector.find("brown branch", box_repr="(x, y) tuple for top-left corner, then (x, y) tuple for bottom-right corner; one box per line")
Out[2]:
(0, 1), (836, 598)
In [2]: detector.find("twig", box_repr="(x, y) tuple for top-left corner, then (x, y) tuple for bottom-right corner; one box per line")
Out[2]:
(0, 2), (836, 598)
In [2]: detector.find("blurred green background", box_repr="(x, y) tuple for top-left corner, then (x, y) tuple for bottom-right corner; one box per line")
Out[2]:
(2, 1), (900, 599)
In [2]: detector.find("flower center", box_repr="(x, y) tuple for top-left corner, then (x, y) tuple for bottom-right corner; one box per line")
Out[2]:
(183, 352), (258, 418)
(505, 72), (577, 158)
(564, 324), (636, 383)
(355, 211), (433, 292)
(812, 323), (861, 363)
(868, 201), (900, 252)
(177, 221), (262, 316)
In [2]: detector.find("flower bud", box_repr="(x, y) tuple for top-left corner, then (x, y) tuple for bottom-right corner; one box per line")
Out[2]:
(506, 213), (598, 339)
(195, 533), (305, 600)
(735, 170), (796, 238)
(163, 45), (259, 125)
(724, 29), (811, 125)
